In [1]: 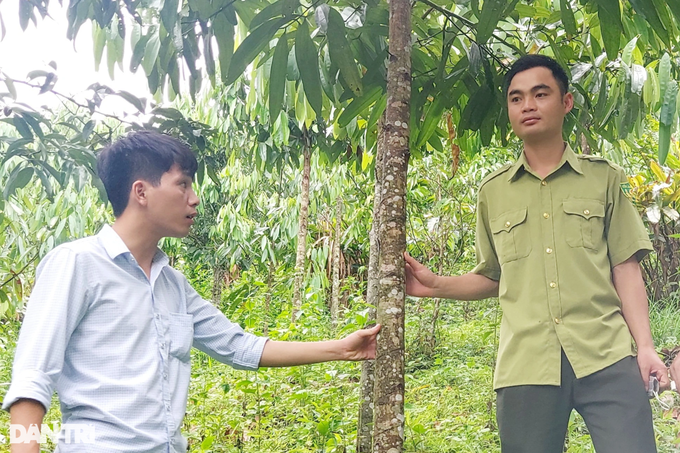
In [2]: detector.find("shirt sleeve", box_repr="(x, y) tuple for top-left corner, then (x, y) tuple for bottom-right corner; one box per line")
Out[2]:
(2, 247), (90, 413)
(606, 167), (653, 267)
(471, 186), (501, 281)
(185, 280), (266, 371)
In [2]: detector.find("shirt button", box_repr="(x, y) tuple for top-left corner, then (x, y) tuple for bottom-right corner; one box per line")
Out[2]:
(549, 282), (557, 288)
(160, 342), (166, 349)
(543, 212), (549, 219)
(541, 180), (547, 186)
(163, 373), (168, 379)
(166, 403), (171, 411)
(583, 209), (590, 215)
(546, 247), (553, 254)
(504, 221), (511, 228)
(155, 314), (161, 319)
(554, 318), (560, 324)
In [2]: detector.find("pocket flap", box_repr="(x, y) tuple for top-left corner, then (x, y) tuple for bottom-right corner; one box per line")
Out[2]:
(491, 208), (528, 233)
(563, 199), (605, 219)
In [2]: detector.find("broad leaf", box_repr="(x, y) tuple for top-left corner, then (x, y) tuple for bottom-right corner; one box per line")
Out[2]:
(327, 8), (363, 98)
(226, 18), (285, 86)
(269, 34), (289, 125)
(295, 20), (323, 119)
(337, 85), (383, 127)
(594, 0), (622, 60)
(4, 166), (34, 200)
(213, 10), (235, 84)
(476, 0), (507, 43)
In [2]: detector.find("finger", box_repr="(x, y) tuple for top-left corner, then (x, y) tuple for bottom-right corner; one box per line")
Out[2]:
(657, 367), (670, 388)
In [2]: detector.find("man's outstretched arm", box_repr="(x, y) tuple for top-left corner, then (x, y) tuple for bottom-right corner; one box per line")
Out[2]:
(259, 324), (380, 367)
(9, 399), (45, 453)
(405, 253), (499, 301)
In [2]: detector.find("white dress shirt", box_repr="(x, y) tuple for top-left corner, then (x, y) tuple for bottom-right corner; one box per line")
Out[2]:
(2, 225), (267, 452)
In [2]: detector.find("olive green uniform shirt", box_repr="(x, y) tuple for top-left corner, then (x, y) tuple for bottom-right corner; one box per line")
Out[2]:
(473, 145), (653, 390)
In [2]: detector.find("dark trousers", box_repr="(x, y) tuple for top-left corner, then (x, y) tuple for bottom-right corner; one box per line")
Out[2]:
(496, 351), (657, 453)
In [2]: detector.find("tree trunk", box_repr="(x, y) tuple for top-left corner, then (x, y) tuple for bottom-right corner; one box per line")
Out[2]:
(357, 117), (385, 453)
(373, 0), (411, 451)
(292, 137), (311, 321)
(264, 261), (274, 336)
(211, 265), (225, 305)
(331, 195), (343, 329)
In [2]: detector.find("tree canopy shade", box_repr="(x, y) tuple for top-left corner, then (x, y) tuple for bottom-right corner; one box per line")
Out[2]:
(8, 0), (680, 166)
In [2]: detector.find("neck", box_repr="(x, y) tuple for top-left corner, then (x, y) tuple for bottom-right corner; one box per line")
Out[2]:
(112, 215), (160, 277)
(522, 134), (566, 179)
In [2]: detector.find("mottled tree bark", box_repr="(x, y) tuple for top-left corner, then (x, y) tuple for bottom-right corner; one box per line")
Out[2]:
(331, 196), (343, 329)
(264, 261), (274, 336)
(211, 265), (225, 305)
(357, 117), (385, 453)
(292, 139), (311, 321)
(373, 0), (411, 451)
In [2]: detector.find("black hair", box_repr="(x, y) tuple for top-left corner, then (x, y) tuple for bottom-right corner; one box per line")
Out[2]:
(504, 54), (570, 96)
(96, 131), (198, 217)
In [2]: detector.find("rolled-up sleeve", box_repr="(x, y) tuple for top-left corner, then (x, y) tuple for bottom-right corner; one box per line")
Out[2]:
(2, 247), (89, 412)
(606, 168), (653, 267)
(185, 280), (266, 371)
(472, 187), (501, 281)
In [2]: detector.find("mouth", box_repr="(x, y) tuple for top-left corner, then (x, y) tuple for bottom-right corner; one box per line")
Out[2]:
(186, 213), (197, 222)
(522, 117), (540, 125)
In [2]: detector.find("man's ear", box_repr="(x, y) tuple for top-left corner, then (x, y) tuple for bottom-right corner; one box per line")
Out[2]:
(130, 180), (149, 208)
(563, 92), (574, 114)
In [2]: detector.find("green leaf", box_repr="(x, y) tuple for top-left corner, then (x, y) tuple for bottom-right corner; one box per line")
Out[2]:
(295, 20), (323, 119)
(203, 28), (216, 85)
(19, 0), (32, 31)
(461, 85), (495, 131)
(93, 23), (107, 72)
(560, 0), (577, 36)
(327, 8), (363, 98)
(160, 0), (179, 32)
(117, 90), (146, 112)
(668, 1), (680, 23)
(476, 0), (507, 43)
(20, 113), (44, 140)
(269, 34), (288, 125)
(415, 97), (446, 149)
(251, 0), (298, 29)
(337, 85), (383, 128)
(4, 166), (34, 199)
(4, 77), (16, 100)
(621, 37), (638, 66)
(594, 0), (622, 60)
(152, 107), (184, 120)
(629, 0), (670, 46)
(226, 18), (285, 86)
(142, 30), (161, 75)
(12, 116), (33, 140)
(659, 81), (678, 164)
(214, 11), (235, 84)
(130, 32), (151, 73)
(658, 53), (671, 110)
(660, 81), (678, 126)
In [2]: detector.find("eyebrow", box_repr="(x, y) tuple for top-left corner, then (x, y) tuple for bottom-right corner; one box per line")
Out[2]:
(508, 84), (553, 97)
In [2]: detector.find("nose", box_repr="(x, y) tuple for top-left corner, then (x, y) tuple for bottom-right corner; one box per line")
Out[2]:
(189, 188), (200, 207)
(522, 97), (536, 112)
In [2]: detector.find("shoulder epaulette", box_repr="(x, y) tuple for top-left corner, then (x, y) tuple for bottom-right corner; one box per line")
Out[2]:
(479, 163), (513, 189)
(576, 154), (622, 171)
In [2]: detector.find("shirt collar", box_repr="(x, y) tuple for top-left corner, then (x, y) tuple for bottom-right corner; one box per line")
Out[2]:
(507, 143), (583, 182)
(97, 225), (169, 267)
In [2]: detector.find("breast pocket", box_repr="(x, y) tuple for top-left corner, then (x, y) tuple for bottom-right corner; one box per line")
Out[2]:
(169, 313), (194, 362)
(490, 207), (532, 264)
(562, 199), (605, 249)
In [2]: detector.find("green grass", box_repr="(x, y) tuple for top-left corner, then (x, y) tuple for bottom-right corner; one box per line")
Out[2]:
(1, 298), (680, 452)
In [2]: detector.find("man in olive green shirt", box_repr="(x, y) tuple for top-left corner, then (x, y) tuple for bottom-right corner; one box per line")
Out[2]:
(406, 55), (668, 452)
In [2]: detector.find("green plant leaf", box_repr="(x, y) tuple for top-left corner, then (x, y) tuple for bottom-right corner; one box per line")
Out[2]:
(269, 34), (288, 125)
(559, 0), (577, 37)
(12, 116), (33, 140)
(4, 166), (34, 199)
(160, 0), (179, 32)
(327, 8), (363, 98)
(658, 53), (671, 111)
(629, 0), (670, 46)
(117, 90), (146, 112)
(142, 29), (160, 75)
(594, 0), (622, 60)
(476, 0), (507, 43)
(295, 20), (323, 119)
(226, 18), (285, 86)
(416, 97), (446, 149)
(337, 85), (383, 128)
(213, 10), (235, 84)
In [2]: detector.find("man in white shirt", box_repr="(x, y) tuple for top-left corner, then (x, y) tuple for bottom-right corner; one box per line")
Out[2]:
(3, 131), (380, 452)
